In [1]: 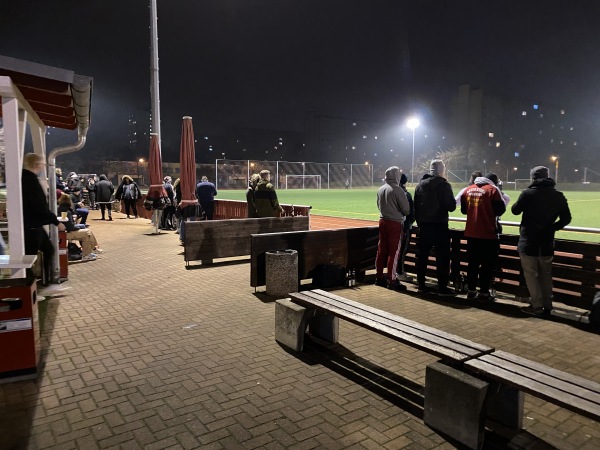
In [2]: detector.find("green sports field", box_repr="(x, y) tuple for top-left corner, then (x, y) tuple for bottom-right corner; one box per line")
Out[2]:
(218, 187), (600, 242)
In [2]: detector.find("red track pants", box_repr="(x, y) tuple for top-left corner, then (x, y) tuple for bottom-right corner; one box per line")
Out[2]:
(376, 218), (404, 282)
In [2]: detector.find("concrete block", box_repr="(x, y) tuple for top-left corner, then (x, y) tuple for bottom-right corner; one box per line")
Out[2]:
(485, 381), (524, 430)
(308, 314), (339, 344)
(424, 361), (489, 450)
(275, 298), (311, 351)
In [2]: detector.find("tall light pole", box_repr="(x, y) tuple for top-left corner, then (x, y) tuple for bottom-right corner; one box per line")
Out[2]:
(406, 117), (420, 185)
(551, 156), (559, 183)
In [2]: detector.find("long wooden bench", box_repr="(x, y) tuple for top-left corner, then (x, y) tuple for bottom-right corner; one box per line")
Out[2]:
(184, 216), (309, 265)
(276, 288), (600, 449)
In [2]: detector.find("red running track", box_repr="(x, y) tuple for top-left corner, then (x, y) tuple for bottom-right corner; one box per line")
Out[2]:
(310, 215), (377, 230)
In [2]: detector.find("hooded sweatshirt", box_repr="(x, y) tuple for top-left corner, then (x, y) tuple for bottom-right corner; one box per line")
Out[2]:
(377, 167), (409, 222)
(461, 177), (506, 239)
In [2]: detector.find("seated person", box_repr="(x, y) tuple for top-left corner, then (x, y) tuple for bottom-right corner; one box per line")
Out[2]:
(69, 186), (89, 225)
(57, 193), (100, 261)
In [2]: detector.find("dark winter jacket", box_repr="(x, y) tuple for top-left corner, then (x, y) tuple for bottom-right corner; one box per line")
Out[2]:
(95, 175), (114, 203)
(414, 174), (456, 226)
(57, 204), (78, 232)
(511, 178), (571, 256)
(116, 176), (141, 201)
(254, 180), (282, 217)
(21, 169), (59, 229)
(402, 187), (415, 227)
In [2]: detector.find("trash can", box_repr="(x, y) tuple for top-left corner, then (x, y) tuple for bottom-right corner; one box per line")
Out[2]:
(266, 249), (298, 297)
(0, 275), (40, 382)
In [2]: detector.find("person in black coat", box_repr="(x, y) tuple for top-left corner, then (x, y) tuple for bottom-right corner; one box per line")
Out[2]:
(95, 174), (115, 221)
(511, 166), (571, 316)
(22, 153), (66, 282)
(115, 175), (142, 219)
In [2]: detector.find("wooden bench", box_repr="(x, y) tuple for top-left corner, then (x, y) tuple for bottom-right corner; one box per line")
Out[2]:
(464, 350), (600, 425)
(278, 289), (494, 362)
(184, 216), (309, 266)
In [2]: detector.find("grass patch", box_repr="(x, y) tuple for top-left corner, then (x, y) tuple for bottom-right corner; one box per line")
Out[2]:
(218, 187), (600, 242)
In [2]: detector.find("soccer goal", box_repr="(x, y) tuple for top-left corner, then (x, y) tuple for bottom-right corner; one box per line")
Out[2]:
(285, 174), (321, 189)
(514, 179), (531, 191)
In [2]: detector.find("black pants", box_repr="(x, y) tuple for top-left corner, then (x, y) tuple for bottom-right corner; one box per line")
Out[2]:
(124, 199), (138, 217)
(201, 201), (214, 220)
(416, 223), (451, 289)
(466, 238), (499, 294)
(99, 202), (112, 218)
(25, 227), (54, 283)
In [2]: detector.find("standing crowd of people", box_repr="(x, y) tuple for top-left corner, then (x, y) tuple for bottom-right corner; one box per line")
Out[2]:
(374, 158), (571, 317)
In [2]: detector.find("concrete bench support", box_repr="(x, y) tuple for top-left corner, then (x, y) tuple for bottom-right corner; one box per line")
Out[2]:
(424, 362), (489, 450)
(275, 299), (339, 351)
(484, 381), (524, 430)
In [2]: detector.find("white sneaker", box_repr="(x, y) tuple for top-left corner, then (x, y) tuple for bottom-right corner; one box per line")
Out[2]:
(82, 254), (97, 261)
(94, 248), (104, 253)
(397, 272), (413, 282)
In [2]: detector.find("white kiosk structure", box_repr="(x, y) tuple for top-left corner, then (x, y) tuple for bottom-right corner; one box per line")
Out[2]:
(0, 55), (93, 281)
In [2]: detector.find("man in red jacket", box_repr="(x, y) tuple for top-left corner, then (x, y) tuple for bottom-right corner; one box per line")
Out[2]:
(460, 172), (506, 301)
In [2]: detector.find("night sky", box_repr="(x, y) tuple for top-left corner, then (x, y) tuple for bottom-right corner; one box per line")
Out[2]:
(1, 0), (599, 161)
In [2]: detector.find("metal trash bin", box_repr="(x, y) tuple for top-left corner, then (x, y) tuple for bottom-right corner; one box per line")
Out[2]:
(266, 249), (298, 297)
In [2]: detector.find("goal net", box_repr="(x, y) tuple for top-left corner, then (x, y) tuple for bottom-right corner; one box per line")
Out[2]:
(514, 179), (531, 191)
(285, 174), (321, 189)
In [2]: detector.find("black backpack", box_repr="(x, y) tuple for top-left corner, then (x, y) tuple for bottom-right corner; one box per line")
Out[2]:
(68, 242), (83, 261)
(589, 292), (600, 329)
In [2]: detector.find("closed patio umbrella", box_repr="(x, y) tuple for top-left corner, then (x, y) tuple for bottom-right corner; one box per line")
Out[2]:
(178, 116), (199, 242)
(146, 132), (168, 233)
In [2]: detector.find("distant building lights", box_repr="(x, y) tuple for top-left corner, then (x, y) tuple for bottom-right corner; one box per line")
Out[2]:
(363, 135), (367, 139)
(496, 142), (501, 148)
(352, 146), (356, 150)
(533, 104), (539, 110)
(374, 136), (378, 139)
(560, 110), (565, 115)
(488, 132), (494, 138)
(352, 122), (357, 126)
(522, 111), (527, 116)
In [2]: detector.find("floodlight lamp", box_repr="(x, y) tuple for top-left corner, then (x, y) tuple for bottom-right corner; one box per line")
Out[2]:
(406, 117), (420, 130)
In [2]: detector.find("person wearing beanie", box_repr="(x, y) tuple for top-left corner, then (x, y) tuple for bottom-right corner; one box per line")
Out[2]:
(511, 165), (571, 316)
(460, 172), (506, 302)
(414, 158), (457, 295)
(374, 166), (410, 291)
(395, 173), (415, 281)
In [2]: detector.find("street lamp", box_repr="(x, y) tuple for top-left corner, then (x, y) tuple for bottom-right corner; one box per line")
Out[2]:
(551, 156), (559, 183)
(406, 117), (420, 185)
(138, 158), (144, 185)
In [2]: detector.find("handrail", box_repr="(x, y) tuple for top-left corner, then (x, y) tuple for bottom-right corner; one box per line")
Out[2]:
(449, 217), (600, 235)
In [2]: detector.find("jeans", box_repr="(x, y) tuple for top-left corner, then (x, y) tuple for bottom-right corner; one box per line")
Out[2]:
(75, 207), (89, 224)
(519, 253), (554, 309)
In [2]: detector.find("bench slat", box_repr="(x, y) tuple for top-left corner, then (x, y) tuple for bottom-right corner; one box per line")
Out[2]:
(490, 351), (600, 397)
(465, 357), (600, 420)
(311, 289), (492, 354)
(290, 290), (493, 362)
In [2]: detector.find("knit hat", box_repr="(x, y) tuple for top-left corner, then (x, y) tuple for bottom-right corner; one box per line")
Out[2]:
(399, 173), (408, 186)
(530, 166), (549, 180)
(486, 173), (499, 186)
(430, 159), (445, 176)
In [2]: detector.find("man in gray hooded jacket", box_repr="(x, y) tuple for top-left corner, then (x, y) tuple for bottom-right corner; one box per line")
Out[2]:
(375, 166), (410, 291)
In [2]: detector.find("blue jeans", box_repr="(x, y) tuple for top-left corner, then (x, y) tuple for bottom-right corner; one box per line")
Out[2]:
(75, 207), (89, 224)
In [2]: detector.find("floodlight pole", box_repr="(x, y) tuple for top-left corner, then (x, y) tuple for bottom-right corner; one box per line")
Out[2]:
(150, 0), (161, 148)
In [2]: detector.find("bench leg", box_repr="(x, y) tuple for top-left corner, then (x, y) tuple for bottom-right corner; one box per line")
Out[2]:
(275, 299), (313, 351)
(308, 314), (339, 344)
(424, 361), (489, 450)
(484, 381), (524, 431)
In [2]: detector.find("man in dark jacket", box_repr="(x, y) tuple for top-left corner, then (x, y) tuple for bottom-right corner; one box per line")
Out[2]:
(414, 159), (456, 295)
(95, 174), (115, 221)
(511, 166), (571, 316)
(195, 176), (217, 220)
(255, 170), (283, 218)
(22, 153), (66, 283)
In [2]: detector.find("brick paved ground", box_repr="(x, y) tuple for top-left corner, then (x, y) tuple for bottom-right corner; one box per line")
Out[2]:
(1, 209), (599, 449)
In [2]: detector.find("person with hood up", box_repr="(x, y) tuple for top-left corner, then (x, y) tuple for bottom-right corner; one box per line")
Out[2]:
(460, 172), (506, 302)
(95, 174), (114, 221)
(375, 166), (410, 291)
(116, 175), (141, 219)
(396, 173), (415, 282)
(67, 172), (82, 192)
(511, 166), (571, 316)
(414, 159), (456, 296)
